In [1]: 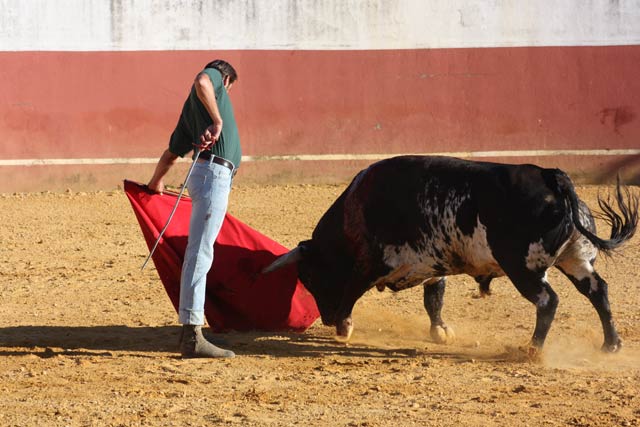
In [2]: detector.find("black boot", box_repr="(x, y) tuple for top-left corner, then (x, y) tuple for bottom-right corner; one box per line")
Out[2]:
(179, 325), (235, 358)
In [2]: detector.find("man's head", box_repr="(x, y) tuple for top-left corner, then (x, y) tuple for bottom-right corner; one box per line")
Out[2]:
(204, 59), (238, 90)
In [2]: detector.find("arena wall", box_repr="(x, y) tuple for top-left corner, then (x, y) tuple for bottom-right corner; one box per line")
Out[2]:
(1, 1), (639, 192)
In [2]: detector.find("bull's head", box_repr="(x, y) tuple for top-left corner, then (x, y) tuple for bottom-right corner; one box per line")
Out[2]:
(263, 240), (345, 328)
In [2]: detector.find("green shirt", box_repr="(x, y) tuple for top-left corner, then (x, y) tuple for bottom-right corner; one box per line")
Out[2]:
(168, 68), (241, 168)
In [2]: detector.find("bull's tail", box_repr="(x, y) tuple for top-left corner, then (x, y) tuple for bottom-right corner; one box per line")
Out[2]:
(555, 171), (638, 254)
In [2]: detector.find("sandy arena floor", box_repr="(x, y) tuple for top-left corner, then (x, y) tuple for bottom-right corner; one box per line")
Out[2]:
(0, 182), (639, 427)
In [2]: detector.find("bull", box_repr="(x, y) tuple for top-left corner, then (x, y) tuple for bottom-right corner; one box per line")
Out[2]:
(264, 156), (638, 353)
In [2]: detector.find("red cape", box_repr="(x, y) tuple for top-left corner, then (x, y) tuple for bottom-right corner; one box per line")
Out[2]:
(124, 180), (319, 332)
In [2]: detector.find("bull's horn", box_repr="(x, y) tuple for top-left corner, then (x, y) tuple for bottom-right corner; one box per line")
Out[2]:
(262, 246), (304, 273)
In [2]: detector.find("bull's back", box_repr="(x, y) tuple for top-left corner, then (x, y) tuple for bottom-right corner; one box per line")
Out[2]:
(343, 156), (574, 279)
(350, 156), (493, 245)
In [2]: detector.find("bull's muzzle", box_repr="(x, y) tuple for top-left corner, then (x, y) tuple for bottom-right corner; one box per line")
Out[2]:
(335, 316), (354, 342)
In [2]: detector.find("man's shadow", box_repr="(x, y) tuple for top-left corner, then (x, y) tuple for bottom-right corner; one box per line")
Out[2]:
(0, 325), (429, 359)
(0, 325), (179, 357)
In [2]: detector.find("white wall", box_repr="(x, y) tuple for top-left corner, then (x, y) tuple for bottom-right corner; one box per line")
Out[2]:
(1, 0), (640, 51)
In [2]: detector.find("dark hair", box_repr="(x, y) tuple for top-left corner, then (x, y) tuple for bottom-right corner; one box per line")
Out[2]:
(204, 59), (238, 84)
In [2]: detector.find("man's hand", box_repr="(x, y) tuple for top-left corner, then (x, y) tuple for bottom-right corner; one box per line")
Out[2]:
(147, 178), (165, 195)
(196, 122), (222, 151)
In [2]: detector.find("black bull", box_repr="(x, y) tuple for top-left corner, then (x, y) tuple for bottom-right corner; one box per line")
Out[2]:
(264, 156), (638, 352)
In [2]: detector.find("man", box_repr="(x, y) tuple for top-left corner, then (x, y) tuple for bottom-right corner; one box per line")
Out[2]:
(147, 59), (240, 358)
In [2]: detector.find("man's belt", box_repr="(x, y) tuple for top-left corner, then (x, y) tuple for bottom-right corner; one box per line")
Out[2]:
(197, 152), (235, 172)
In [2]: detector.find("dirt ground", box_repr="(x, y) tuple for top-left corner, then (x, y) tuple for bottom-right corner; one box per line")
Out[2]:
(1, 181), (639, 427)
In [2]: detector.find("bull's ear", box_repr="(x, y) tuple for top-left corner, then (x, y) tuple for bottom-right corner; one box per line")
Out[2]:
(262, 244), (306, 274)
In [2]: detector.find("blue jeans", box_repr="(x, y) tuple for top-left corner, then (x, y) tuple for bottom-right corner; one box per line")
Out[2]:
(178, 159), (233, 325)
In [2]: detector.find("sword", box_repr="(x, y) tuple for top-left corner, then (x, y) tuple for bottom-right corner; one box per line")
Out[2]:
(141, 148), (202, 270)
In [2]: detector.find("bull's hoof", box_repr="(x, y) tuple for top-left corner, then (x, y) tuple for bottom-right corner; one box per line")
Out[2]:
(601, 339), (623, 353)
(479, 289), (492, 298)
(334, 318), (353, 343)
(518, 343), (543, 362)
(430, 325), (455, 345)
(334, 334), (351, 343)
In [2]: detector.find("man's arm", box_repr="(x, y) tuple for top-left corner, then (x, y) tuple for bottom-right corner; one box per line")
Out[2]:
(147, 71), (223, 193)
(147, 149), (179, 194)
(194, 72), (223, 147)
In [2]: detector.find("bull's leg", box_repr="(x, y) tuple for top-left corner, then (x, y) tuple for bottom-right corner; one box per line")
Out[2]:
(556, 263), (622, 352)
(507, 271), (559, 352)
(475, 275), (493, 297)
(423, 277), (455, 344)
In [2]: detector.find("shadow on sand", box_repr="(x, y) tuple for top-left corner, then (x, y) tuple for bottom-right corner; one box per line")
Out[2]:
(0, 325), (531, 363)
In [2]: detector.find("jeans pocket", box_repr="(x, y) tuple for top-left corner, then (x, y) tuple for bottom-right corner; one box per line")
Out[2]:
(187, 167), (209, 201)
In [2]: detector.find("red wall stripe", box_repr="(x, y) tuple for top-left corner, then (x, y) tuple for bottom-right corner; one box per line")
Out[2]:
(1, 47), (638, 189)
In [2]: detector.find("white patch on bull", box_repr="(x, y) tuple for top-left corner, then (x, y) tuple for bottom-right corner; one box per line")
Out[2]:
(577, 203), (594, 230)
(556, 257), (599, 293)
(536, 287), (550, 308)
(559, 258), (595, 281)
(526, 236), (574, 273)
(462, 219), (500, 276)
(525, 240), (555, 271)
(381, 189), (502, 280)
(556, 231), (598, 271)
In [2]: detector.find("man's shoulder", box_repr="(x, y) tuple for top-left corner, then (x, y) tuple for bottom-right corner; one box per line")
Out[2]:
(201, 68), (222, 86)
